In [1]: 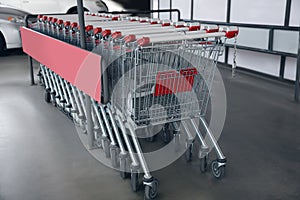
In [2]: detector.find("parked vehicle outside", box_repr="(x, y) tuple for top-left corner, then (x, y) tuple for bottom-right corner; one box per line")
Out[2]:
(0, 0), (124, 14)
(0, 3), (28, 54)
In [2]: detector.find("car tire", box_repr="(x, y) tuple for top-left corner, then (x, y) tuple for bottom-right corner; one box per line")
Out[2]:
(101, 1), (109, 12)
(0, 32), (6, 55)
(67, 7), (88, 14)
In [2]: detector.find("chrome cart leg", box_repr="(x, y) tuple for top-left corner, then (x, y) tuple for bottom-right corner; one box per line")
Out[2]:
(52, 72), (63, 108)
(181, 120), (195, 162)
(40, 65), (51, 103)
(106, 106), (128, 168)
(40, 65), (49, 90)
(75, 88), (86, 129)
(92, 101), (110, 158)
(53, 73), (64, 108)
(48, 70), (61, 106)
(77, 89), (87, 118)
(115, 116), (140, 184)
(199, 117), (226, 179)
(64, 80), (77, 120)
(190, 119), (209, 173)
(125, 123), (158, 198)
(58, 76), (70, 108)
(91, 107), (101, 148)
(171, 122), (181, 152)
(71, 85), (84, 123)
(44, 67), (54, 103)
(99, 105), (118, 162)
(85, 95), (94, 149)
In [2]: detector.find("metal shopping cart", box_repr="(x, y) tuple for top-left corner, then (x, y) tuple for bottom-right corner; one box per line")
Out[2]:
(22, 13), (239, 199)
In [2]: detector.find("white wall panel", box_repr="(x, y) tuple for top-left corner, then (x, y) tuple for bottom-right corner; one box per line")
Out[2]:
(273, 30), (299, 54)
(231, 0), (286, 25)
(172, 0), (191, 21)
(152, 0), (159, 18)
(290, 0), (300, 27)
(218, 51), (225, 63)
(226, 27), (269, 50)
(159, 0), (171, 20)
(228, 49), (281, 76)
(193, 0), (227, 22)
(284, 57), (297, 81)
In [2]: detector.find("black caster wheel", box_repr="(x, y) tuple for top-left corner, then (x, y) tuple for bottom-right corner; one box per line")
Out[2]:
(200, 156), (208, 173)
(119, 158), (130, 179)
(144, 179), (159, 200)
(45, 91), (51, 103)
(102, 139), (111, 158)
(185, 144), (193, 162)
(211, 160), (225, 179)
(110, 147), (119, 168)
(174, 134), (180, 152)
(161, 129), (171, 143)
(131, 172), (139, 192)
(146, 135), (155, 142)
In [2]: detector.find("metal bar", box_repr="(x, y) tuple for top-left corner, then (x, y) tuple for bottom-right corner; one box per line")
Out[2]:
(295, 30), (300, 101)
(185, 19), (299, 31)
(28, 56), (35, 85)
(99, 105), (117, 146)
(284, 0), (292, 27)
(190, 0), (194, 20)
(190, 119), (208, 149)
(106, 108), (126, 154)
(77, 0), (94, 148)
(125, 123), (152, 179)
(24, 15), (36, 86)
(226, 44), (297, 58)
(224, 46), (229, 65)
(158, 0), (160, 18)
(226, 0), (231, 23)
(279, 56), (286, 79)
(115, 115), (139, 166)
(76, 0), (86, 50)
(199, 117), (226, 160)
(169, 0), (172, 20)
(268, 29), (274, 51)
(99, 9), (181, 21)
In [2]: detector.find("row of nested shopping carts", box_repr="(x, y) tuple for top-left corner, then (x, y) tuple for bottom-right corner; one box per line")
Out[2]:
(27, 12), (239, 199)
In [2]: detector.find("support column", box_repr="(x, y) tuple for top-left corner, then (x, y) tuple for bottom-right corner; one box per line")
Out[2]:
(77, 0), (94, 148)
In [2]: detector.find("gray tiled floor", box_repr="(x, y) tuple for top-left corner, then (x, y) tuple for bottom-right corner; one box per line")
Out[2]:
(0, 53), (299, 200)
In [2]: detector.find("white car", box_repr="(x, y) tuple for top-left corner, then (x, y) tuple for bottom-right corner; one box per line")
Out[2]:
(0, 3), (28, 54)
(0, 1), (124, 54)
(0, 0), (124, 14)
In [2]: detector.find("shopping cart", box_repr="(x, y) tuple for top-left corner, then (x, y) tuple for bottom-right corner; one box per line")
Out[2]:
(23, 13), (239, 200)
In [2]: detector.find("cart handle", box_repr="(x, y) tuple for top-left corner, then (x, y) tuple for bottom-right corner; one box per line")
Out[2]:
(137, 27), (239, 46)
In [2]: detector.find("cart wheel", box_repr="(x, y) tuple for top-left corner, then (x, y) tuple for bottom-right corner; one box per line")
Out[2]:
(145, 179), (159, 200)
(95, 137), (102, 148)
(103, 139), (111, 158)
(146, 135), (155, 142)
(200, 156), (208, 173)
(110, 147), (118, 168)
(120, 158), (129, 179)
(131, 172), (139, 192)
(211, 160), (225, 179)
(185, 144), (193, 162)
(162, 129), (171, 143)
(45, 91), (51, 103)
(174, 134), (180, 152)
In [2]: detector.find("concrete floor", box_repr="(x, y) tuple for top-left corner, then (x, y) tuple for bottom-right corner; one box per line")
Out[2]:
(0, 52), (299, 200)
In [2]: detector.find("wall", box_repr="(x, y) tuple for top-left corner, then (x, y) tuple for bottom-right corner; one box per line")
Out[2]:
(151, 0), (299, 81)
